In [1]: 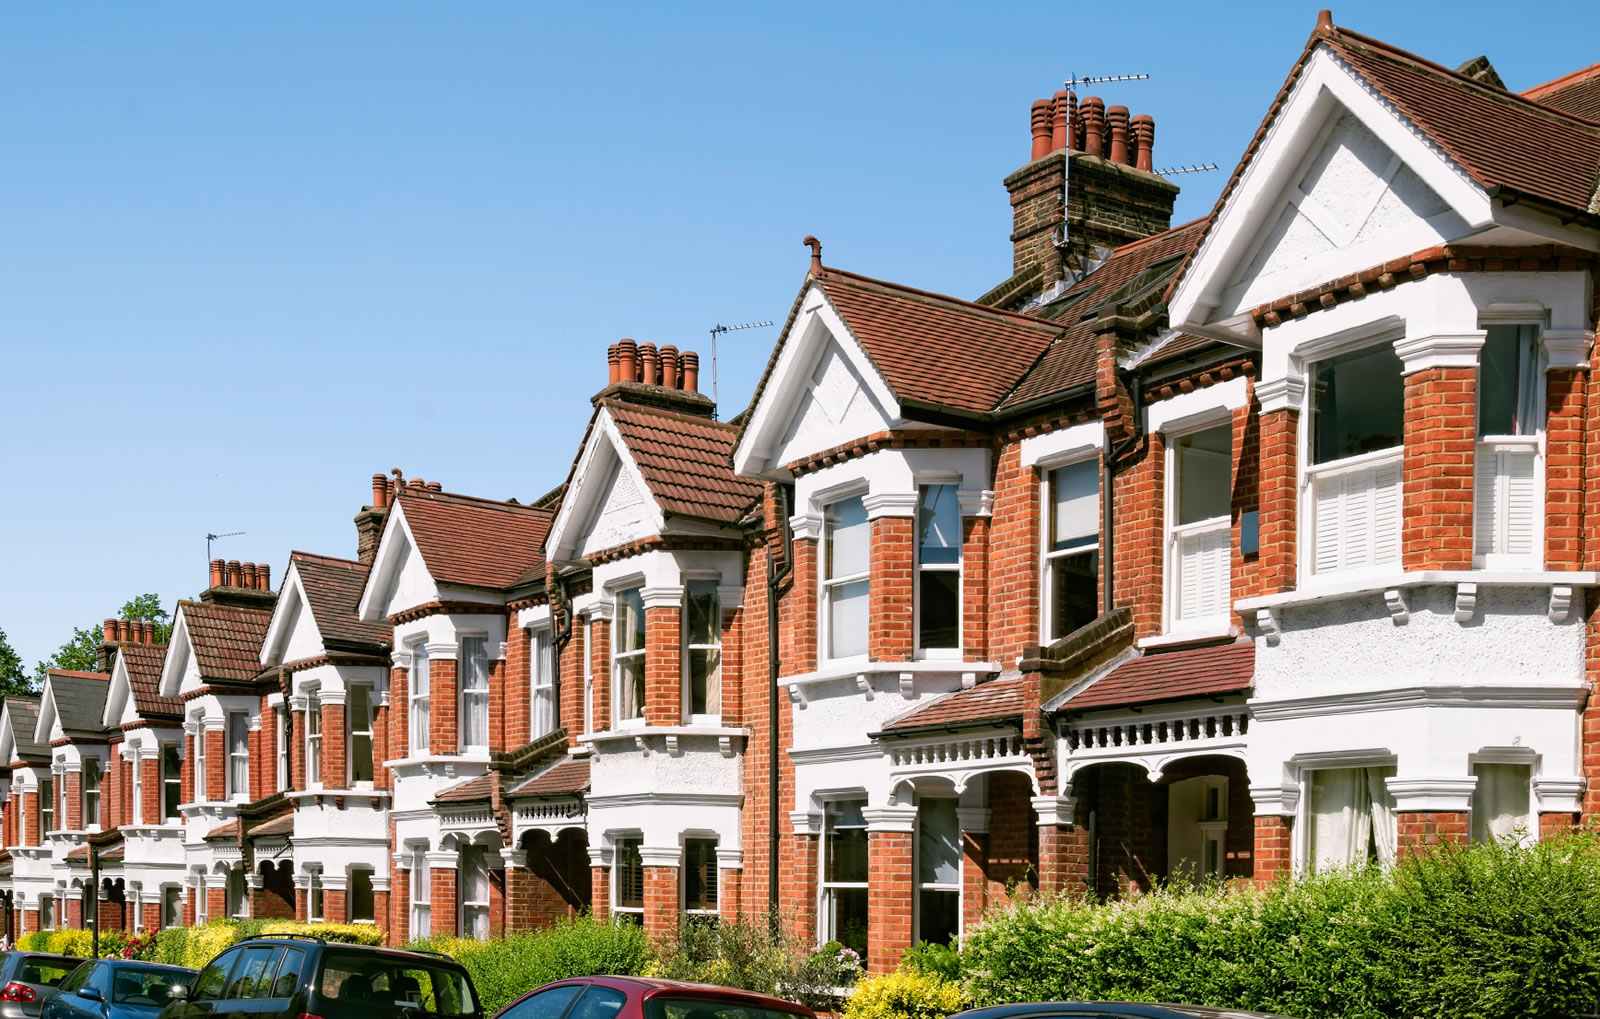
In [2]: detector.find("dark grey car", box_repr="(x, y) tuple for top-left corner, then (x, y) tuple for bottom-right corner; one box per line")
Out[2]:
(0, 953), (83, 1019)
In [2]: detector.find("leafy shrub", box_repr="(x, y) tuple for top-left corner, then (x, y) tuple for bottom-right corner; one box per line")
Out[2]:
(650, 917), (859, 1012)
(149, 920), (387, 969)
(843, 970), (965, 1019)
(410, 917), (651, 1015)
(899, 941), (960, 983)
(961, 831), (1600, 1019)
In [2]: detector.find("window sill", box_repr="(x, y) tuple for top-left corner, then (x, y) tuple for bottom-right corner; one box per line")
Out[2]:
(580, 725), (751, 757)
(1236, 569), (1600, 614)
(382, 754), (493, 769)
(777, 658), (1000, 690)
(1139, 623), (1238, 650)
(287, 788), (391, 803)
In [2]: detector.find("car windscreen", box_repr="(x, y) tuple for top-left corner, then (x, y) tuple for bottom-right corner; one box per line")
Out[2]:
(643, 997), (810, 1019)
(17, 959), (77, 987)
(316, 951), (477, 1017)
(109, 967), (194, 1006)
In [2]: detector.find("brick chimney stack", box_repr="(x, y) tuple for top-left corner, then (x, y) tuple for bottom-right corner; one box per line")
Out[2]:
(990, 90), (1179, 309)
(355, 471), (393, 565)
(593, 339), (717, 417)
(200, 556), (278, 609)
(96, 612), (170, 671)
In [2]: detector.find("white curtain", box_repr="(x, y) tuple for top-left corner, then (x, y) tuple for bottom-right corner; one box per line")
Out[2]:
(460, 638), (489, 748)
(1472, 763), (1531, 842)
(1309, 766), (1396, 871)
(1366, 766), (1397, 864)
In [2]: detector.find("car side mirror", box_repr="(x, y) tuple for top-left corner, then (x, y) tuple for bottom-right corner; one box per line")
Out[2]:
(168, 985), (190, 1002)
(75, 988), (103, 1003)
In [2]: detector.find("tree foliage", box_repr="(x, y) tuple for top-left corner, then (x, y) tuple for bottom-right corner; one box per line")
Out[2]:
(28, 592), (171, 684)
(0, 627), (32, 698)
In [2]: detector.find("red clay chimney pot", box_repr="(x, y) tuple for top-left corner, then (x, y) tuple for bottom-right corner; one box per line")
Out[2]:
(659, 345), (680, 390)
(617, 339), (639, 384)
(1030, 99), (1052, 160)
(243, 562), (258, 589)
(209, 559), (225, 589)
(258, 563), (270, 591)
(1080, 98), (1106, 157)
(1131, 114), (1156, 171)
(426, 481), (442, 492)
(608, 345), (621, 385)
(1107, 105), (1131, 165)
(681, 351), (699, 393)
(1317, 9), (1333, 30)
(1051, 91), (1070, 152)
(371, 473), (388, 509)
(639, 343), (659, 386)
(117, 619), (133, 642)
(226, 560), (243, 587)
(103, 620), (117, 643)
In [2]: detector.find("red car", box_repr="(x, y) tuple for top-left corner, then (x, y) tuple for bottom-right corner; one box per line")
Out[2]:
(492, 977), (815, 1019)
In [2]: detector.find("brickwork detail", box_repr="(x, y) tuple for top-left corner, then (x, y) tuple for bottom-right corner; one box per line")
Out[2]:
(644, 607), (682, 726)
(866, 831), (913, 973)
(1402, 368), (1476, 570)
(1253, 815), (1293, 884)
(868, 517), (915, 660)
(642, 865), (678, 939)
(1397, 810), (1469, 849)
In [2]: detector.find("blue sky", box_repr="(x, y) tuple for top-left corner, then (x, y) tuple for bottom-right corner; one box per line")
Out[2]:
(2, 1), (1593, 667)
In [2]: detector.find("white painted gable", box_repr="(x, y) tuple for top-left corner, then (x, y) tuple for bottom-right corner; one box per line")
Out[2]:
(259, 565), (326, 667)
(357, 504), (440, 623)
(104, 652), (137, 728)
(732, 283), (903, 479)
(35, 683), (64, 746)
(157, 608), (205, 700)
(1170, 44), (1495, 335)
(546, 407), (666, 564)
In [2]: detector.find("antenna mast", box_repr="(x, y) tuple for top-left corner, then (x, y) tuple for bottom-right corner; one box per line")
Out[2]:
(707, 320), (773, 418)
(1059, 73), (1149, 280)
(206, 530), (245, 563)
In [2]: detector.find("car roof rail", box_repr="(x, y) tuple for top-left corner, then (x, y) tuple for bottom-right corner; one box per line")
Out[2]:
(401, 949), (452, 961)
(239, 933), (326, 945)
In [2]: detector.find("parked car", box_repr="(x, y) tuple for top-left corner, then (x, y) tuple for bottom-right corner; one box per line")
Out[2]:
(41, 960), (195, 1019)
(949, 1003), (1298, 1019)
(493, 976), (815, 1019)
(155, 934), (480, 1019)
(0, 953), (83, 1019)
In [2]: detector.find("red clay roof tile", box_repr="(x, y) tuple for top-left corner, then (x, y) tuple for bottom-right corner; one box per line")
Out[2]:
(181, 602), (273, 684)
(1524, 62), (1600, 122)
(290, 552), (390, 648)
(1064, 641), (1254, 712)
(398, 489), (554, 591)
(604, 401), (765, 525)
(505, 757), (590, 798)
(879, 675), (1026, 733)
(432, 774), (494, 804)
(120, 642), (181, 718)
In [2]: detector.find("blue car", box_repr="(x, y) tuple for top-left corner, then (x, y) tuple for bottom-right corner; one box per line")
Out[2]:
(41, 960), (195, 1019)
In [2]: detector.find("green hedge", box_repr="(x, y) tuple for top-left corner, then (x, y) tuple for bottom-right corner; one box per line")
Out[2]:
(960, 831), (1600, 1019)
(410, 917), (651, 1015)
(22, 920), (383, 966)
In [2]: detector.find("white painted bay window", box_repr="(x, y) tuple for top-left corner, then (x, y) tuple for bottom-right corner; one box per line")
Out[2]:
(130, 751), (142, 825)
(916, 485), (962, 655)
(227, 867), (247, 918)
(1168, 424), (1232, 627)
(1307, 343), (1404, 577)
(348, 686), (373, 784)
(193, 722), (207, 803)
(530, 628), (556, 738)
(350, 868), (375, 922)
(823, 495), (870, 660)
(308, 871), (324, 923)
(82, 757), (101, 827)
(227, 712), (249, 799)
(409, 845), (431, 934)
(1475, 324), (1541, 566)
(614, 588), (646, 724)
(305, 691), (322, 786)
(459, 637), (489, 752)
(1471, 761), (1532, 843)
(276, 707), (290, 790)
(915, 798), (960, 946)
(1043, 459), (1099, 641)
(161, 744), (180, 820)
(410, 641), (431, 755)
(39, 776), (53, 834)
(822, 799), (868, 958)
(1305, 765), (1397, 872)
(684, 581), (721, 721)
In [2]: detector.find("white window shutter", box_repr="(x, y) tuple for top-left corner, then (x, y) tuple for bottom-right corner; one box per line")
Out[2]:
(1314, 476), (1344, 574)
(1473, 452), (1499, 556)
(1370, 458), (1402, 567)
(1312, 456), (1402, 574)
(1176, 524), (1230, 620)
(1503, 450), (1536, 557)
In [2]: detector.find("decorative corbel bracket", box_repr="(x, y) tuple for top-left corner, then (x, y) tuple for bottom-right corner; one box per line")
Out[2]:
(899, 672), (915, 699)
(856, 674), (874, 701)
(664, 734), (681, 757)
(718, 735), (735, 758)
(787, 685), (807, 708)
(1257, 607), (1281, 646)
(1549, 585), (1575, 624)
(1455, 583), (1478, 624)
(634, 735), (649, 756)
(1383, 588), (1409, 625)
(961, 672), (977, 690)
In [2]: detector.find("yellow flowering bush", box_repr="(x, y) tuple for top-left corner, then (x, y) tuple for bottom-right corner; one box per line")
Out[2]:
(843, 969), (966, 1019)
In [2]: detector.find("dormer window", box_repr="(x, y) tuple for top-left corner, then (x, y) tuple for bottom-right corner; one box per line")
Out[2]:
(1475, 324), (1542, 565)
(684, 581), (722, 721)
(614, 587), (646, 725)
(1043, 460), (1099, 642)
(822, 495), (870, 660)
(916, 485), (962, 655)
(1307, 342), (1404, 577)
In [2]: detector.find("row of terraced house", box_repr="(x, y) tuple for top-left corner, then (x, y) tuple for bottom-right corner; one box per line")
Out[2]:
(4, 12), (1600, 972)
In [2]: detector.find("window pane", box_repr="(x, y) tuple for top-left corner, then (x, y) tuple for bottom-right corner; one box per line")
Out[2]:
(918, 571), (960, 650)
(1050, 461), (1099, 550)
(617, 657), (645, 720)
(830, 888), (868, 958)
(503, 985), (583, 1019)
(1471, 763), (1531, 843)
(828, 580), (869, 658)
(917, 485), (961, 565)
(1479, 324), (1539, 437)
(1049, 549), (1099, 641)
(1313, 343), (1404, 463)
(1175, 424), (1232, 524)
(350, 687), (373, 783)
(825, 801), (867, 884)
(917, 799), (961, 885)
(617, 589), (645, 654)
(825, 496), (870, 579)
(567, 987), (627, 1019)
(918, 889), (959, 947)
(685, 580), (720, 646)
(350, 870), (374, 922)
(684, 839), (719, 911)
(271, 949), (305, 998)
(689, 649), (721, 716)
(413, 643), (430, 696)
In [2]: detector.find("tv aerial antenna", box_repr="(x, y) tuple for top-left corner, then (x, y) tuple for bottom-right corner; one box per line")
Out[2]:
(1058, 73), (1150, 280)
(206, 530), (245, 563)
(707, 320), (773, 418)
(1157, 163), (1219, 177)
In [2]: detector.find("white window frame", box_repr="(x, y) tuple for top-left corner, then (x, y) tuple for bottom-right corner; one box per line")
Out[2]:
(458, 636), (490, 753)
(820, 492), (871, 663)
(276, 706), (290, 791)
(162, 885), (181, 928)
(681, 579), (722, 724)
(1469, 749), (1536, 844)
(227, 866), (247, 919)
(226, 712), (249, 801)
(82, 756), (101, 829)
(530, 627), (556, 739)
(612, 587), (647, 728)
(458, 844), (491, 939)
(308, 870), (324, 923)
(1298, 334), (1406, 586)
(39, 774), (53, 835)
(305, 689), (323, 788)
(1163, 417), (1234, 634)
(582, 619), (594, 736)
(410, 640), (431, 756)
(195, 878), (207, 924)
(611, 836), (644, 920)
(1293, 756), (1399, 874)
(819, 797), (869, 953)
(682, 837), (719, 916)
(1474, 321), (1545, 569)
(193, 719), (207, 804)
(130, 749), (142, 826)
(1039, 456), (1101, 644)
(914, 483), (964, 660)
(913, 796), (961, 947)
(409, 845), (431, 935)
(39, 894), (53, 931)
(348, 684), (375, 786)
(161, 744), (181, 821)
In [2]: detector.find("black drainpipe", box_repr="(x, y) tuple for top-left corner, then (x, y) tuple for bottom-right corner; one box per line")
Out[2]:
(766, 484), (795, 921)
(1100, 370), (1146, 613)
